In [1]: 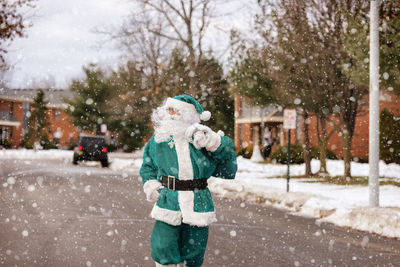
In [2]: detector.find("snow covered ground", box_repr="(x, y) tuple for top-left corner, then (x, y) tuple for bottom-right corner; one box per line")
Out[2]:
(209, 157), (400, 239)
(1, 149), (400, 239)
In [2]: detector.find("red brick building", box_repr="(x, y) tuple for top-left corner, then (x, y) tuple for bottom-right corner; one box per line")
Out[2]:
(234, 90), (400, 159)
(0, 89), (79, 148)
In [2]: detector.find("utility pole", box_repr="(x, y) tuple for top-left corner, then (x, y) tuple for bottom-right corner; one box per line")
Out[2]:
(369, 0), (380, 207)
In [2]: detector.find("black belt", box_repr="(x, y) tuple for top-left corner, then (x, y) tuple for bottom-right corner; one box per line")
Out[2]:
(161, 176), (208, 191)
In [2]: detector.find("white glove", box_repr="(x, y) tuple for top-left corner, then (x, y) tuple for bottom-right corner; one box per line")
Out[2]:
(205, 130), (221, 152)
(143, 180), (163, 202)
(185, 123), (222, 152)
(185, 123), (203, 143)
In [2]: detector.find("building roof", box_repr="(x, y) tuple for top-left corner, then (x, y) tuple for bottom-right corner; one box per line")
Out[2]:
(0, 88), (75, 108)
(236, 101), (283, 124)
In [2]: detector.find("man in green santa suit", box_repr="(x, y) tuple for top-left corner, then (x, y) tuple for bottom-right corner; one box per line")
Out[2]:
(140, 94), (237, 267)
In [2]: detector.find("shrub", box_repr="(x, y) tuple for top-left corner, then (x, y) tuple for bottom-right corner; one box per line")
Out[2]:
(380, 109), (400, 164)
(68, 140), (78, 150)
(19, 137), (34, 149)
(235, 147), (253, 159)
(40, 136), (58, 150)
(116, 120), (152, 152)
(107, 143), (118, 152)
(353, 156), (368, 163)
(1, 139), (12, 149)
(270, 144), (304, 164)
(310, 146), (338, 160)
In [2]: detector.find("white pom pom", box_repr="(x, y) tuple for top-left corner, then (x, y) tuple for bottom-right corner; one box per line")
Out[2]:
(217, 130), (224, 136)
(200, 111), (211, 121)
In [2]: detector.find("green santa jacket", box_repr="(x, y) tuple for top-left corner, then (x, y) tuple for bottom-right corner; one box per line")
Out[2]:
(140, 134), (237, 227)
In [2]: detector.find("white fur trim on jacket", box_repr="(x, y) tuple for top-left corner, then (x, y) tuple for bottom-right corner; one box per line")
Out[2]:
(174, 135), (193, 181)
(179, 191), (217, 226)
(175, 136), (217, 226)
(151, 205), (182, 226)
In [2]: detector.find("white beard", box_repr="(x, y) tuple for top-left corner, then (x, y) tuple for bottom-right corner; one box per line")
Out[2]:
(151, 105), (200, 142)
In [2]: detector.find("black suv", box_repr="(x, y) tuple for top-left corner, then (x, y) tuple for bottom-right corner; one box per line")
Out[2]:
(73, 136), (109, 167)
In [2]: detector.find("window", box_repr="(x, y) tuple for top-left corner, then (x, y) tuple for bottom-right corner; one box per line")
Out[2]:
(22, 102), (30, 135)
(54, 110), (61, 121)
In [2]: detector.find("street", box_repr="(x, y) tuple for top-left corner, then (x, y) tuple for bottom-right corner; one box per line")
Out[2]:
(1, 157), (400, 266)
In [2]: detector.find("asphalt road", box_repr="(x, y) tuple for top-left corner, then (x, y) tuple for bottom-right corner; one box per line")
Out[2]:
(0, 157), (399, 267)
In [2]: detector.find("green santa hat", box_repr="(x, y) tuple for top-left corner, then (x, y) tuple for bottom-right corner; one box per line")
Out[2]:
(165, 94), (211, 121)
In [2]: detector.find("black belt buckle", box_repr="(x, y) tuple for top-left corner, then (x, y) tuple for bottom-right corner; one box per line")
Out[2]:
(167, 175), (176, 191)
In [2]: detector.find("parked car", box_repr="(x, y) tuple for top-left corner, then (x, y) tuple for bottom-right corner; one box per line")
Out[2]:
(73, 136), (109, 167)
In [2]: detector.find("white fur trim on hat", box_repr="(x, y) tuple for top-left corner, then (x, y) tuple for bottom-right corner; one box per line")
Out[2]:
(166, 98), (197, 114)
(200, 110), (211, 121)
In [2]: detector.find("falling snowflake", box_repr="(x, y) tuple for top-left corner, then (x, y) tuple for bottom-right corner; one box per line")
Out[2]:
(382, 72), (389, 80)
(84, 185), (91, 193)
(229, 230), (237, 237)
(27, 185), (36, 192)
(106, 230), (114, 236)
(7, 177), (16, 185)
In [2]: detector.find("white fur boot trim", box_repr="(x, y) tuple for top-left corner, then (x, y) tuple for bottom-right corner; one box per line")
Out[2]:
(155, 262), (179, 267)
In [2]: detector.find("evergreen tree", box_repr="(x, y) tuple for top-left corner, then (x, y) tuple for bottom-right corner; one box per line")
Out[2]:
(107, 61), (154, 150)
(161, 49), (235, 138)
(229, 47), (276, 107)
(380, 109), (400, 164)
(26, 89), (51, 146)
(198, 57), (234, 138)
(342, 2), (400, 95)
(66, 65), (112, 135)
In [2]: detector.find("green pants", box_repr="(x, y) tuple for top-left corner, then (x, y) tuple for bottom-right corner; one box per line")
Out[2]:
(151, 220), (209, 267)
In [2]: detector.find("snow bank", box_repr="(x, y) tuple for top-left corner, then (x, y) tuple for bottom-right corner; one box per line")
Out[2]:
(320, 207), (400, 239)
(0, 149), (73, 159)
(109, 158), (142, 172)
(209, 157), (400, 239)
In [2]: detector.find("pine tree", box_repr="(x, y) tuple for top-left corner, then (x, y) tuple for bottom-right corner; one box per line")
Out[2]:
(66, 65), (112, 135)
(161, 49), (235, 137)
(26, 89), (51, 146)
(380, 109), (400, 164)
(106, 61), (154, 150)
(342, 2), (400, 95)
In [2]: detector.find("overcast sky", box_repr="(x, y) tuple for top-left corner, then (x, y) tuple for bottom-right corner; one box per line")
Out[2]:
(3, 0), (257, 89)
